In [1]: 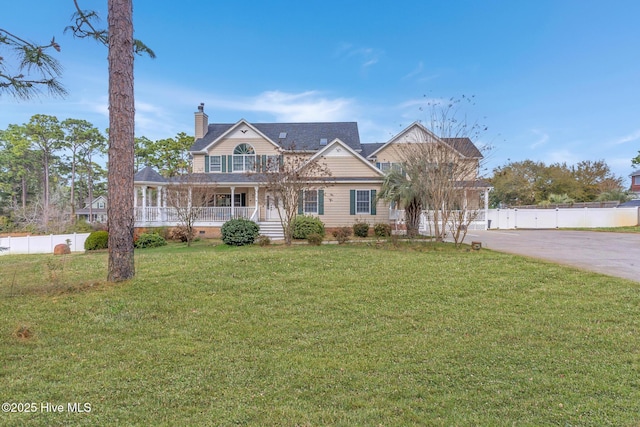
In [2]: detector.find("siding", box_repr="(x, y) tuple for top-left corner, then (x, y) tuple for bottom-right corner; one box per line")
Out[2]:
(208, 137), (280, 156)
(193, 155), (205, 173)
(318, 184), (389, 227)
(319, 156), (381, 178)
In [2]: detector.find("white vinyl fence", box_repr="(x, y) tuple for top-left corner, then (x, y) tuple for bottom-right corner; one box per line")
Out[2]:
(487, 207), (640, 229)
(0, 233), (90, 255)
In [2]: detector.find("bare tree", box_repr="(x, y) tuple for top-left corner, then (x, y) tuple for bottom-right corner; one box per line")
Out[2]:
(165, 175), (218, 246)
(395, 97), (489, 245)
(253, 152), (331, 245)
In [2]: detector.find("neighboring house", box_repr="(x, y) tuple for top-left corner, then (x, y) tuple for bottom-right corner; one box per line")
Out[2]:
(133, 104), (490, 237)
(76, 195), (108, 223)
(630, 170), (640, 194)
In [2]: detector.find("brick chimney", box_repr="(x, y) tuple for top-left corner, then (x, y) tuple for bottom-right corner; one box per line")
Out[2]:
(194, 103), (208, 140)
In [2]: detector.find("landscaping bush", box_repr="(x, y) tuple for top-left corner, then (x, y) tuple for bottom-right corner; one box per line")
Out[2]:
(332, 227), (352, 244)
(307, 233), (323, 246)
(170, 225), (194, 243)
(353, 220), (370, 238)
(292, 215), (325, 240)
(221, 218), (260, 246)
(374, 223), (392, 238)
(134, 232), (167, 249)
(256, 235), (271, 247)
(84, 230), (108, 251)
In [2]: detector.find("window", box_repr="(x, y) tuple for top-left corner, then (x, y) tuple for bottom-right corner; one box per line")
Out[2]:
(265, 155), (280, 172)
(303, 190), (318, 214)
(350, 189), (376, 215)
(634, 176), (640, 185)
(212, 193), (246, 207)
(209, 155), (221, 172)
(356, 190), (370, 214)
(232, 143), (256, 172)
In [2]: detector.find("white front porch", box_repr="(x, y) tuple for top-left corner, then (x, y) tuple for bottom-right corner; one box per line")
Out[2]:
(134, 206), (257, 226)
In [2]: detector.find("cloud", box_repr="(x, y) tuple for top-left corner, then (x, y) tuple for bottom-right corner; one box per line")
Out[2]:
(546, 149), (579, 165)
(611, 129), (640, 145)
(334, 43), (382, 69)
(529, 129), (549, 149)
(207, 90), (357, 123)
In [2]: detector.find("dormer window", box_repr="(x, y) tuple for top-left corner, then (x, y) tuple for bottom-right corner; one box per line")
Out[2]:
(232, 143), (256, 172)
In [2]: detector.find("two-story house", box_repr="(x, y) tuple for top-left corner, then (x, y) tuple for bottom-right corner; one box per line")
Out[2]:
(133, 104), (489, 238)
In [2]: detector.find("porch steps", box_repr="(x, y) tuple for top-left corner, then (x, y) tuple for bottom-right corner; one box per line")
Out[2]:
(258, 222), (285, 241)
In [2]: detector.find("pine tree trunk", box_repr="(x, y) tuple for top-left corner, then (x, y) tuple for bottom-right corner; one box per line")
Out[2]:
(107, 0), (135, 282)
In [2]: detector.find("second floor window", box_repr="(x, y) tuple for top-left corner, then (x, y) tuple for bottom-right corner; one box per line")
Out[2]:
(233, 143), (256, 172)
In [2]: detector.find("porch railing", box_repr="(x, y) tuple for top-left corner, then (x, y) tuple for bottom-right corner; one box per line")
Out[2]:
(135, 207), (254, 224)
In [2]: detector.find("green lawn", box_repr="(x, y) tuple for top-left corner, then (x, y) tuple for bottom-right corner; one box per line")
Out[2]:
(1, 241), (639, 426)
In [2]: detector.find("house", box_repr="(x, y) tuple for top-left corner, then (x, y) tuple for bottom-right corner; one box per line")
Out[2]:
(133, 104), (490, 237)
(630, 170), (640, 194)
(75, 195), (108, 223)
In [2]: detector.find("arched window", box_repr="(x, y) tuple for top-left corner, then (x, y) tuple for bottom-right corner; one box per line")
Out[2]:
(232, 143), (256, 171)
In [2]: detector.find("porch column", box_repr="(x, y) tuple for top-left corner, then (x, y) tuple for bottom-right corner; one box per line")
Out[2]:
(159, 186), (166, 222)
(230, 186), (235, 219)
(254, 186), (259, 221)
(141, 185), (147, 223)
(484, 188), (490, 230)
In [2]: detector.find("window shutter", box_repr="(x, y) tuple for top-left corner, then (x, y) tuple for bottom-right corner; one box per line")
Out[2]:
(376, 162), (380, 169)
(279, 155), (284, 169)
(349, 190), (355, 215)
(318, 189), (324, 215)
(221, 155), (226, 173)
(261, 155), (267, 172)
(204, 155), (210, 173)
(228, 156), (233, 172)
(298, 191), (304, 214)
(370, 190), (377, 215)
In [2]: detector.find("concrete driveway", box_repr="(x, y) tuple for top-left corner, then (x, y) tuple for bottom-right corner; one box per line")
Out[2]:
(461, 229), (640, 282)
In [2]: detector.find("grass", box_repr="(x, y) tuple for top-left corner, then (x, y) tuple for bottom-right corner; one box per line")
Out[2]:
(1, 240), (639, 426)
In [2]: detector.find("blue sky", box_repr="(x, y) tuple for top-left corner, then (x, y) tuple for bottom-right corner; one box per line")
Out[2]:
(2, 1), (640, 184)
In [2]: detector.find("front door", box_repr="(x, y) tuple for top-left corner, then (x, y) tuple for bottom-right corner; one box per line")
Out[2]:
(265, 193), (284, 221)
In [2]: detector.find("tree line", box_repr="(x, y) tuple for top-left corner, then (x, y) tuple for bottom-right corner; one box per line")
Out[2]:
(0, 114), (192, 233)
(488, 159), (630, 208)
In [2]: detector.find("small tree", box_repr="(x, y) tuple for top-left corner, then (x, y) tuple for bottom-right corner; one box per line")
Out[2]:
(164, 174), (217, 246)
(253, 151), (331, 246)
(395, 96), (489, 245)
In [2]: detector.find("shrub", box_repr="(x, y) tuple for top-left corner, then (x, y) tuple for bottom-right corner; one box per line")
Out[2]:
(307, 233), (323, 246)
(292, 215), (325, 240)
(353, 220), (370, 238)
(221, 218), (260, 246)
(84, 230), (108, 251)
(170, 225), (194, 243)
(374, 223), (392, 238)
(134, 232), (167, 249)
(332, 227), (352, 244)
(256, 235), (271, 247)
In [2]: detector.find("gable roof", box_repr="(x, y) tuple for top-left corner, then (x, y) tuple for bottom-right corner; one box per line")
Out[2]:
(367, 121), (483, 160)
(359, 143), (385, 158)
(305, 138), (384, 177)
(190, 121), (361, 153)
(441, 138), (483, 158)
